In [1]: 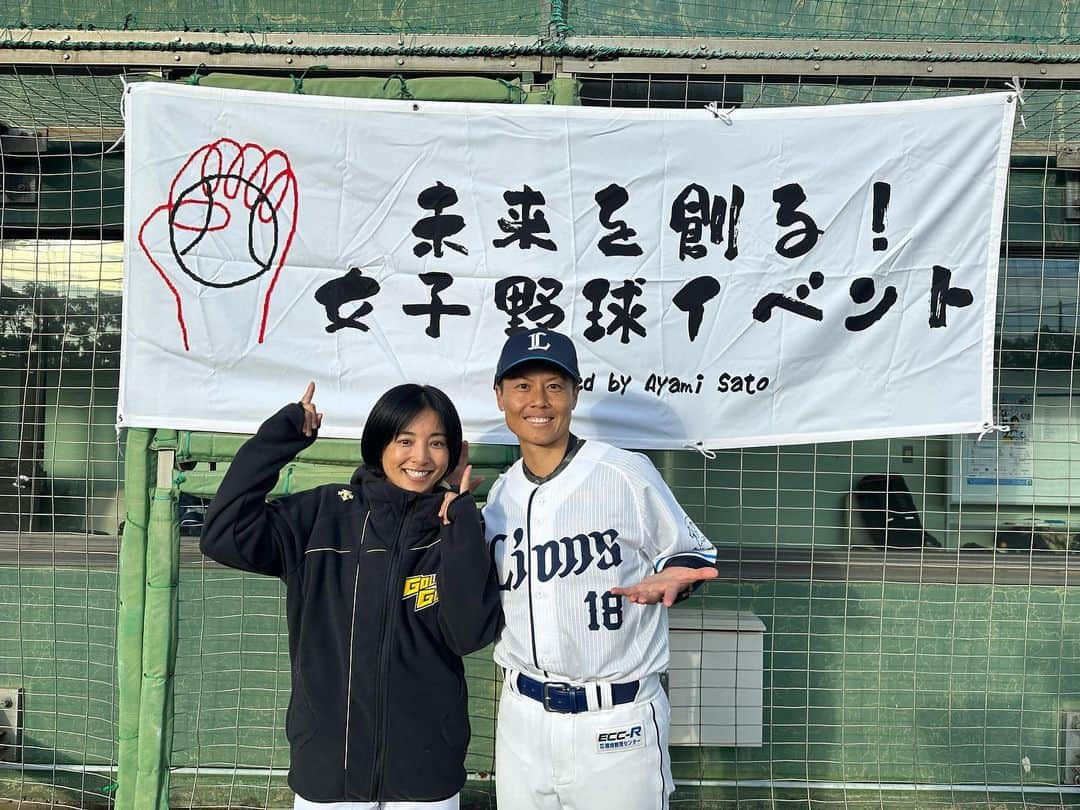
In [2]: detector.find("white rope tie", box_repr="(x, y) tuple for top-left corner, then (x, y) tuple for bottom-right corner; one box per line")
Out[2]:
(1005, 76), (1027, 130)
(705, 101), (734, 125)
(105, 76), (130, 154)
(976, 421), (1009, 442)
(683, 441), (718, 460)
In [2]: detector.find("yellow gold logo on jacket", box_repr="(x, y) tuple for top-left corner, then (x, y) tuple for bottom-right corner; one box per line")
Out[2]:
(402, 574), (439, 610)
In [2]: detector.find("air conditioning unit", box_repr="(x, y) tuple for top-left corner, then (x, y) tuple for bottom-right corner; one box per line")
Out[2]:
(667, 609), (765, 747)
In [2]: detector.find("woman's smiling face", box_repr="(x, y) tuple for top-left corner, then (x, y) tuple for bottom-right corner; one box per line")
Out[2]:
(379, 408), (449, 493)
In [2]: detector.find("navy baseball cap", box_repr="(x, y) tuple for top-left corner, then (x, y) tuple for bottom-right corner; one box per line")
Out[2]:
(494, 329), (581, 385)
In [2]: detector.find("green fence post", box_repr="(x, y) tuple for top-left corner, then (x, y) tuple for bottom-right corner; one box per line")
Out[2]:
(116, 428), (154, 810)
(133, 445), (180, 810)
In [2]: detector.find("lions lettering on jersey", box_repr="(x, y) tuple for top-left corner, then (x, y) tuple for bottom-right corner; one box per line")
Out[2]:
(596, 724), (644, 753)
(483, 439), (718, 683)
(490, 527), (621, 590)
(402, 573), (439, 610)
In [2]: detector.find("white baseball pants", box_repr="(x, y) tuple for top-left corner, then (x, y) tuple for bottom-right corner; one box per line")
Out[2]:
(495, 675), (673, 810)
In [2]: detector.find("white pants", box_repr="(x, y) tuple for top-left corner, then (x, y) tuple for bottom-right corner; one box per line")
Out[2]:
(495, 676), (673, 810)
(294, 794), (459, 810)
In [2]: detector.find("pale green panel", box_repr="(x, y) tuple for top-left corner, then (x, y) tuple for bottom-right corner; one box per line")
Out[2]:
(685, 579), (1080, 786)
(0, 567), (119, 768)
(190, 73), (554, 105)
(164, 774), (499, 808)
(172, 569), (291, 770)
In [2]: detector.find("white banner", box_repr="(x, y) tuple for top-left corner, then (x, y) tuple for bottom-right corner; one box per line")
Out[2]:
(120, 83), (1014, 449)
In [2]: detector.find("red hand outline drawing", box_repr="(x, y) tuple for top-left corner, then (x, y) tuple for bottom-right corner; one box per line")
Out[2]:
(138, 138), (298, 351)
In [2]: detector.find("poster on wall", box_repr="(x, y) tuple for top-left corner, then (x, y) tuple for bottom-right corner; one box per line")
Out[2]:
(961, 392), (1034, 488)
(951, 390), (1080, 505)
(119, 83), (1015, 449)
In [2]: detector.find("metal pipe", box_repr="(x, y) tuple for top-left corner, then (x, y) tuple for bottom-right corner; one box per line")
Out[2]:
(670, 779), (1080, 794)
(2, 764), (1079, 794)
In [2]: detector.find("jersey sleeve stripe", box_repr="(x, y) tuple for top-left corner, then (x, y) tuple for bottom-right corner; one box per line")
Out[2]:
(652, 549), (718, 573)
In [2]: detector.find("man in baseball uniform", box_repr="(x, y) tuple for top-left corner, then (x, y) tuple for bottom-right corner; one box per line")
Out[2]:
(483, 328), (718, 810)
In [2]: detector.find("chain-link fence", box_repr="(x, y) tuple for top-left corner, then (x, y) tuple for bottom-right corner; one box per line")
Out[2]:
(1, 15), (1079, 809)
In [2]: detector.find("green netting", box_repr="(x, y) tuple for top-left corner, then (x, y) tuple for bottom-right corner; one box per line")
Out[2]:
(4, 58), (1080, 810)
(0, 73), (126, 128)
(7, 0), (545, 35)
(8, 0), (1080, 43)
(565, 0), (1078, 43)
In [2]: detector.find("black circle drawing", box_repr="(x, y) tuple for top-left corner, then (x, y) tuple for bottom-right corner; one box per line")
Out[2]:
(168, 173), (281, 289)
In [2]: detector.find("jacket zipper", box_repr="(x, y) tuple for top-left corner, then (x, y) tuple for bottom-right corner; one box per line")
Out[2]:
(369, 499), (412, 798)
(343, 512), (371, 776)
(525, 487), (542, 672)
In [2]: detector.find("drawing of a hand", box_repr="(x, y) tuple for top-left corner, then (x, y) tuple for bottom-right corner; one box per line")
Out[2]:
(138, 138), (298, 351)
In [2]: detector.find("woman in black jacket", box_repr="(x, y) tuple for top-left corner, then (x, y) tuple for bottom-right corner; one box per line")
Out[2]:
(200, 382), (501, 810)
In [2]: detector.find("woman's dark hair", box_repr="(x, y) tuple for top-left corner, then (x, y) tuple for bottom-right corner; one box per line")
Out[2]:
(361, 384), (462, 480)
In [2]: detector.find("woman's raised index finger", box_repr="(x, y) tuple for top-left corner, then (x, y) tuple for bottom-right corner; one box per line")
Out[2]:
(459, 465), (473, 495)
(301, 381), (315, 404)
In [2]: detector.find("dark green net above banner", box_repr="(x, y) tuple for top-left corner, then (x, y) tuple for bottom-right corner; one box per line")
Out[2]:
(7, 0), (1080, 42)
(7, 0), (545, 36)
(566, 0), (1079, 42)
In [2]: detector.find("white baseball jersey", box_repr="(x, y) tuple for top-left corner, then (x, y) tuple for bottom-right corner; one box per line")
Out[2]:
(483, 440), (717, 684)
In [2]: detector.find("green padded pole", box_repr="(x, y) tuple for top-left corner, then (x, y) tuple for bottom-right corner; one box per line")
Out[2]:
(133, 450), (180, 810)
(547, 76), (581, 106)
(115, 428), (153, 810)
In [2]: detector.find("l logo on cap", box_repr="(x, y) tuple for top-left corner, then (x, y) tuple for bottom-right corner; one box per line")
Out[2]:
(528, 332), (550, 352)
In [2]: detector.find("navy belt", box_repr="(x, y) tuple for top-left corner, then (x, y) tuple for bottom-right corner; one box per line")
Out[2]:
(516, 673), (640, 714)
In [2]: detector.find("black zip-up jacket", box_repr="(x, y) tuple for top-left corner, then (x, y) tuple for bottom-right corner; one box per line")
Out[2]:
(200, 403), (502, 803)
